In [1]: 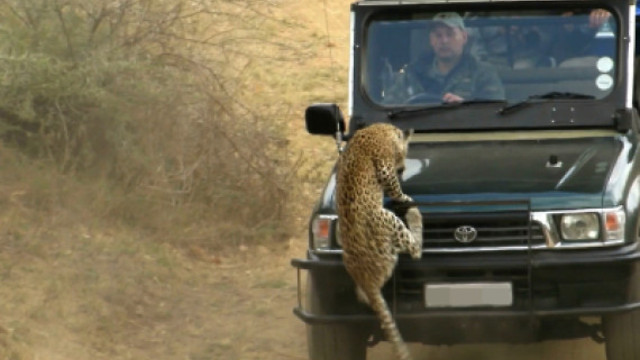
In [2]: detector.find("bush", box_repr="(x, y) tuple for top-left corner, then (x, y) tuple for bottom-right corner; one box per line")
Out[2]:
(0, 0), (300, 247)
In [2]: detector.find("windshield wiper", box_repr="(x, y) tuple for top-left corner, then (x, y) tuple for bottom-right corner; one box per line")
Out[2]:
(497, 91), (595, 116)
(388, 99), (506, 119)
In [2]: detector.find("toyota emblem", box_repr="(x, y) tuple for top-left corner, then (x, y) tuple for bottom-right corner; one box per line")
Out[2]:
(454, 225), (478, 243)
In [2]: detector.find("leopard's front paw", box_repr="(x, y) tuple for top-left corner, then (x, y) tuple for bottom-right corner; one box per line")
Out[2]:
(405, 206), (422, 230)
(399, 194), (414, 204)
(409, 240), (422, 259)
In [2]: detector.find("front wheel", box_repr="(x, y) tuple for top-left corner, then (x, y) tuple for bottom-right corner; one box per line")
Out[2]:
(307, 324), (367, 360)
(603, 310), (640, 360)
(305, 274), (368, 360)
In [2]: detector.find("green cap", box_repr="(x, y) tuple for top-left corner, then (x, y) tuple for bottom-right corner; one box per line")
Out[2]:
(430, 12), (466, 31)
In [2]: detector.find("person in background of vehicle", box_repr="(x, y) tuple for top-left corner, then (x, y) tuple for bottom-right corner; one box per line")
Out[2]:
(384, 12), (505, 104)
(549, 8), (611, 65)
(470, 9), (611, 68)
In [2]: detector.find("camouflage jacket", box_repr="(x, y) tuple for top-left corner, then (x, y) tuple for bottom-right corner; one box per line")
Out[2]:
(383, 53), (505, 104)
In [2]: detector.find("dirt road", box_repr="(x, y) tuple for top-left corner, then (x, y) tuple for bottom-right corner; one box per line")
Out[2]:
(370, 340), (605, 359)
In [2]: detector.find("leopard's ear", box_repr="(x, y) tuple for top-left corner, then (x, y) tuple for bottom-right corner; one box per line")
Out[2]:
(403, 129), (413, 141)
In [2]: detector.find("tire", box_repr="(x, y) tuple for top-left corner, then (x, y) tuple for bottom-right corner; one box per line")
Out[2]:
(603, 310), (640, 360)
(305, 275), (368, 360)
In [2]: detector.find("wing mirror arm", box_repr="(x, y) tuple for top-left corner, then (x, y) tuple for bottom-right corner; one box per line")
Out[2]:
(334, 125), (344, 153)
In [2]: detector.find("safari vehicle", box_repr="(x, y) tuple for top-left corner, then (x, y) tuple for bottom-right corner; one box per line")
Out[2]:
(291, 0), (640, 359)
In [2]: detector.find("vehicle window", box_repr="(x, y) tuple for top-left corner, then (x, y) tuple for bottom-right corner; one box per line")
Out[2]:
(365, 9), (618, 105)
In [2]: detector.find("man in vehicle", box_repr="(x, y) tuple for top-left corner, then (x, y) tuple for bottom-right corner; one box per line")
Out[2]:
(384, 12), (505, 104)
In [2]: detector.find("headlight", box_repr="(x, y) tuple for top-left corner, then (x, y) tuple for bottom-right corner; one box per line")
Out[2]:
(559, 213), (599, 240)
(533, 207), (625, 248)
(311, 215), (337, 250)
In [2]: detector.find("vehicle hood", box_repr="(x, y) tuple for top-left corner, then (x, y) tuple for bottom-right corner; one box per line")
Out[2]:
(401, 131), (627, 210)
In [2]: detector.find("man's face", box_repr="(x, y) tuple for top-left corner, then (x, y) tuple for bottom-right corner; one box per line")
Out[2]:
(429, 24), (467, 63)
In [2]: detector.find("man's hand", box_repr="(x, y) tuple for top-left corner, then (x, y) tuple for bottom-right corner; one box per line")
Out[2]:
(589, 9), (610, 29)
(562, 9), (610, 30)
(442, 92), (464, 103)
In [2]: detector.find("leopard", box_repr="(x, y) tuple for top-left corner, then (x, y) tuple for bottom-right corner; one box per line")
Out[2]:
(336, 122), (423, 360)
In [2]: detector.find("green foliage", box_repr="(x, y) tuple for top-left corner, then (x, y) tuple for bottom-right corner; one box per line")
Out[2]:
(0, 0), (300, 245)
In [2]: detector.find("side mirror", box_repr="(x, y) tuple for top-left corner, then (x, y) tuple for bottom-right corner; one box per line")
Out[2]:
(305, 103), (346, 137)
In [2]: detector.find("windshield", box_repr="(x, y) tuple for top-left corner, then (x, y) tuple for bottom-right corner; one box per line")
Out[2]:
(365, 9), (618, 106)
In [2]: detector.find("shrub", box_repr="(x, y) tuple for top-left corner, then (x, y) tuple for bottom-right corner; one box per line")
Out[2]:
(0, 0), (300, 246)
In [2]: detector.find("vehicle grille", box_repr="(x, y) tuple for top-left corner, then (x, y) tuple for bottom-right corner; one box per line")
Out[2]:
(422, 211), (545, 249)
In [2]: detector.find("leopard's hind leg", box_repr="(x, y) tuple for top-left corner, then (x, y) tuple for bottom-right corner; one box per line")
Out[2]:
(383, 207), (423, 260)
(404, 206), (423, 258)
(370, 209), (421, 360)
(356, 285), (369, 305)
(361, 284), (412, 360)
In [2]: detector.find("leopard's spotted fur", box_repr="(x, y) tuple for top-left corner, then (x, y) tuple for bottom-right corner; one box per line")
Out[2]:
(336, 123), (423, 360)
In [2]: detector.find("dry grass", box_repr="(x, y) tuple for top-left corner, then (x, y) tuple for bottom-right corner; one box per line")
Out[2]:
(0, 140), (307, 359)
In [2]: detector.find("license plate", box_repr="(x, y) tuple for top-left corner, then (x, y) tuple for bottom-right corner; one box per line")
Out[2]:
(424, 282), (513, 308)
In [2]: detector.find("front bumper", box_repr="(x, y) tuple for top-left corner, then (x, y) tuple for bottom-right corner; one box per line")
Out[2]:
(292, 243), (640, 342)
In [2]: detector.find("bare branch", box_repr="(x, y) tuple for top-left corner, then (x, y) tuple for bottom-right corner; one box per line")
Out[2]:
(53, 0), (77, 64)
(0, 0), (30, 27)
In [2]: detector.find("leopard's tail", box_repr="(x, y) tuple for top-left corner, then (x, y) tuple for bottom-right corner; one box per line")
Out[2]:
(363, 285), (412, 360)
